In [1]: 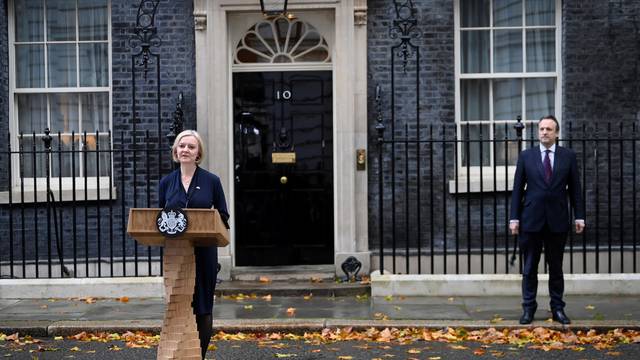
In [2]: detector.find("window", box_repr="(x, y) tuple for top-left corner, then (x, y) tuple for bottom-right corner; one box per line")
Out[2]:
(9, 0), (111, 187)
(233, 15), (331, 65)
(455, 0), (560, 172)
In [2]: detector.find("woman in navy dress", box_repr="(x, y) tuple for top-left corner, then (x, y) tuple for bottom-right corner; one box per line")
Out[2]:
(158, 130), (229, 359)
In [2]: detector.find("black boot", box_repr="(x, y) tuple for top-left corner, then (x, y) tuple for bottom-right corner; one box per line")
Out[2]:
(196, 313), (213, 359)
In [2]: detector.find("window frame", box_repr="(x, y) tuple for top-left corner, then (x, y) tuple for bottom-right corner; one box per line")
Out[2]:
(453, 0), (562, 191)
(6, 0), (114, 200)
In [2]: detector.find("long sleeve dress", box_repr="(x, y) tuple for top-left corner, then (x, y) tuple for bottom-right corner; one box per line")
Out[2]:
(158, 166), (229, 315)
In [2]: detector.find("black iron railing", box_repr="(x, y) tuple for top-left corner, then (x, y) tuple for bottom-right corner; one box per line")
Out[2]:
(374, 119), (639, 275)
(0, 130), (172, 279)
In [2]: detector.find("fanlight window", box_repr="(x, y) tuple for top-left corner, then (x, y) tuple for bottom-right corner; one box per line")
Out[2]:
(235, 16), (331, 64)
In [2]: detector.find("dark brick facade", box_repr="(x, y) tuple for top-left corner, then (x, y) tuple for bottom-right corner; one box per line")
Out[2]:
(0, 0), (196, 273)
(0, 0), (9, 190)
(366, 0), (640, 256)
(1, 0), (639, 276)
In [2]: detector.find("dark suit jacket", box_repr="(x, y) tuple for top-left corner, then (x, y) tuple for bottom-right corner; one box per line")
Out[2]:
(510, 145), (585, 233)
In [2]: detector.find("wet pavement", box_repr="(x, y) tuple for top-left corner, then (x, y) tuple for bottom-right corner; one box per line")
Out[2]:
(1, 293), (639, 336)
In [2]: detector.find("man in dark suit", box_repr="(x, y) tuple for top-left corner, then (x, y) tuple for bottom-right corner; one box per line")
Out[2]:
(510, 115), (585, 325)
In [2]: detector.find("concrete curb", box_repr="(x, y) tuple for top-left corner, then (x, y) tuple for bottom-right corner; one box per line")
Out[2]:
(371, 273), (640, 297)
(0, 278), (163, 299)
(3, 319), (640, 337)
(0, 278), (370, 299)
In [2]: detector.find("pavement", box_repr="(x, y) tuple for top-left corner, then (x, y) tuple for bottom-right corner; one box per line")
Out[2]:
(1, 281), (639, 337)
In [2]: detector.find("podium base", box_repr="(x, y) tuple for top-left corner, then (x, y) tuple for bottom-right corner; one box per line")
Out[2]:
(157, 238), (202, 360)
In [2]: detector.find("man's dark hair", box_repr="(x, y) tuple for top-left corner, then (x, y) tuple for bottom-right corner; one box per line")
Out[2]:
(539, 115), (560, 133)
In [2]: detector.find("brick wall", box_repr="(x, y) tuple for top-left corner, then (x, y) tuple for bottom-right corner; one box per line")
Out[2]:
(366, 0), (640, 258)
(0, 0), (197, 273)
(0, 0), (9, 190)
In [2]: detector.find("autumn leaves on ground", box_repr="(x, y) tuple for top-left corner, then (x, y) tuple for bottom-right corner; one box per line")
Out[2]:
(1, 327), (640, 357)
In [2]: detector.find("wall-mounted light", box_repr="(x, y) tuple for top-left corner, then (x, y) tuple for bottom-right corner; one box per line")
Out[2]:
(260, 0), (288, 17)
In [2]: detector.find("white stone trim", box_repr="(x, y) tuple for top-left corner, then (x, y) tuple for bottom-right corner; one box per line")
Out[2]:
(195, 0), (368, 278)
(371, 273), (640, 297)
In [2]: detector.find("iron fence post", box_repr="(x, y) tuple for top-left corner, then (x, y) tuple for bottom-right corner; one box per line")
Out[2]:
(375, 84), (385, 274)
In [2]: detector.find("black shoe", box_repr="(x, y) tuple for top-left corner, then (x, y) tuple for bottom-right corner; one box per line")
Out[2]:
(552, 309), (571, 324)
(519, 309), (535, 324)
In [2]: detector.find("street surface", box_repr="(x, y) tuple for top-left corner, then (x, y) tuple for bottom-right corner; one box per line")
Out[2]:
(2, 335), (639, 359)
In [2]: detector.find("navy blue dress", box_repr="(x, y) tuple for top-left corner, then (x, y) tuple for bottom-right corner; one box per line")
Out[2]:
(158, 166), (229, 315)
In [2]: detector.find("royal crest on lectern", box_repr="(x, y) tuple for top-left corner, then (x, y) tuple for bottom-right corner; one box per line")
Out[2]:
(156, 207), (188, 237)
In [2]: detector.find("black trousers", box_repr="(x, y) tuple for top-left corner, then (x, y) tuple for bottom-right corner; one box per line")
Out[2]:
(520, 224), (567, 311)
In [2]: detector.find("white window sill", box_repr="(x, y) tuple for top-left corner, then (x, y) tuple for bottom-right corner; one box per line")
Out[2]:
(0, 186), (118, 204)
(448, 169), (516, 194)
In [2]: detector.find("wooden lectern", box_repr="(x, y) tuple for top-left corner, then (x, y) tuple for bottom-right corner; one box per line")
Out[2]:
(127, 208), (229, 360)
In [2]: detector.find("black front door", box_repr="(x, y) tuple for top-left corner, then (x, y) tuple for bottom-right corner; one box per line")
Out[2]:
(233, 71), (333, 266)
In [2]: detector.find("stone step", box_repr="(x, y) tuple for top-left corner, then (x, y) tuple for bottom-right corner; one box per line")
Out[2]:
(215, 280), (370, 297)
(231, 264), (336, 282)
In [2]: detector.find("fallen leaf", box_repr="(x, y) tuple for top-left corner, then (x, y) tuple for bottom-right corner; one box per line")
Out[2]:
(262, 295), (272, 301)
(373, 312), (389, 320)
(490, 315), (503, 324)
(606, 351), (621, 356)
(83, 297), (96, 304)
(259, 276), (271, 283)
(303, 294), (313, 300)
(338, 356), (353, 360)
(473, 348), (485, 355)
(407, 348), (421, 354)
(244, 305), (253, 310)
(108, 345), (122, 351)
(448, 297), (455, 302)
(384, 295), (393, 301)
(275, 353), (297, 358)
(428, 357), (441, 360)
(54, 336), (64, 341)
(585, 305), (596, 310)
(69, 346), (81, 352)
(450, 345), (469, 350)
(286, 307), (296, 316)
(118, 297), (129, 303)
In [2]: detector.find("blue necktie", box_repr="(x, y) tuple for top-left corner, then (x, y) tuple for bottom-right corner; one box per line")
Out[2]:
(544, 150), (552, 184)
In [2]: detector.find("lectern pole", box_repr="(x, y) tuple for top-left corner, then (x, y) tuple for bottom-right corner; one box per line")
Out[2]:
(156, 238), (201, 359)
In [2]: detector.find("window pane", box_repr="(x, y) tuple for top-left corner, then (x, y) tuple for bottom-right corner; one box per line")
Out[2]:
(525, 78), (555, 120)
(17, 94), (47, 133)
(15, 45), (45, 88)
(461, 79), (489, 121)
(494, 123), (519, 166)
(461, 0), (490, 27)
(462, 30), (490, 73)
(46, 0), (76, 41)
(19, 136), (46, 178)
(48, 44), (77, 87)
(81, 93), (109, 132)
(494, 0), (522, 27)
(461, 124), (490, 166)
(526, 0), (555, 26)
(50, 93), (79, 133)
(526, 29), (555, 72)
(15, 0), (44, 42)
(78, 0), (108, 41)
(493, 79), (522, 120)
(85, 135), (110, 177)
(494, 30), (523, 72)
(51, 135), (80, 177)
(79, 43), (109, 87)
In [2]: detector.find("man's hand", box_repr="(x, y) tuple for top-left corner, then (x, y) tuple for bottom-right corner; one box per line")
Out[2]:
(575, 221), (585, 234)
(510, 222), (519, 235)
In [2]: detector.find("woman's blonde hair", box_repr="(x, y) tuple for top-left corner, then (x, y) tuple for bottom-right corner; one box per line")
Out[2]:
(172, 130), (205, 164)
